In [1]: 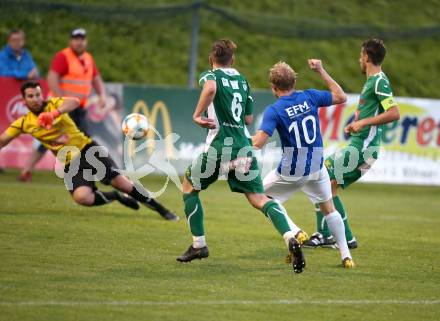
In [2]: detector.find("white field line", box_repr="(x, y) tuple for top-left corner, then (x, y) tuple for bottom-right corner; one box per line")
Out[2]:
(0, 299), (439, 307)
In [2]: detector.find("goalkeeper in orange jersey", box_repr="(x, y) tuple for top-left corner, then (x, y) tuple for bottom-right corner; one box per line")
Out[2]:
(0, 81), (179, 221)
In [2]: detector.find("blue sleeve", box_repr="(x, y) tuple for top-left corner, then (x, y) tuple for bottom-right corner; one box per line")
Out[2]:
(306, 89), (333, 108)
(259, 106), (278, 136)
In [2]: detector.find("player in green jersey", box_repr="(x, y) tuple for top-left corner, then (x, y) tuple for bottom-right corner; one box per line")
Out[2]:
(305, 38), (400, 249)
(177, 39), (307, 273)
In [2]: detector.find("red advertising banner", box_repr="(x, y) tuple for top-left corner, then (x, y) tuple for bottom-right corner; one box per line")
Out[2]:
(0, 77), (55, 169)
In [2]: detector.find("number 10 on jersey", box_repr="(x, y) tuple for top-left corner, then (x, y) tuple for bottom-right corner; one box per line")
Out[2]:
(288, 115), (317, 147)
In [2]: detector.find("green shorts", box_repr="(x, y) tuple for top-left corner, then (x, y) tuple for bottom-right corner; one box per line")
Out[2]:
(185, 149), (264, 194)
(325, 136), (380, 189)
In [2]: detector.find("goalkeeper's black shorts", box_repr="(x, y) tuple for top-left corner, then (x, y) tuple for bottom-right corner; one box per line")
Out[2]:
(63, 141), (120, 193)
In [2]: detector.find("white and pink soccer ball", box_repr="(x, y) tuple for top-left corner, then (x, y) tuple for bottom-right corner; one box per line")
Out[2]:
(121, 113), (150, 140)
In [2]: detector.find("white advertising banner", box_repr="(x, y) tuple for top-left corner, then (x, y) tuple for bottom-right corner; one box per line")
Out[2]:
(316, 95), (440, 185)
(122, 86), (440, 187)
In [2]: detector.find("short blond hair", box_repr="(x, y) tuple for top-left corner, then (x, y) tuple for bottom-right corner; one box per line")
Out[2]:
(269, 61), (297, 91)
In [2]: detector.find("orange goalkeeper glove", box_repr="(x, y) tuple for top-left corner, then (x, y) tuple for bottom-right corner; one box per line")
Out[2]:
(37, 109), (61, 129)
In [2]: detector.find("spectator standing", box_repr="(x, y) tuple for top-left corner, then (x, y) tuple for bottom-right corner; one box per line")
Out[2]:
(0, 28), (38, 174)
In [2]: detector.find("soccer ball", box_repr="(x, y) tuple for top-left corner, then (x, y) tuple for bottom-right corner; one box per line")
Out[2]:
(121, 113), (150, 140)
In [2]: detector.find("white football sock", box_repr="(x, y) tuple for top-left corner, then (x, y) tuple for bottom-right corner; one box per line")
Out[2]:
(192, 236), (206, 249)
(283, 231), (296, 248)
(325, 211), (351, 260)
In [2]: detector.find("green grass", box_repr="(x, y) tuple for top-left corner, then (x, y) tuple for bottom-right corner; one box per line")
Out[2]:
(0, 170), (440, 321)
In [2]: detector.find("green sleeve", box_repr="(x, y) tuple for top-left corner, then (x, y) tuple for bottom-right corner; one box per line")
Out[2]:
(198, 70), (216, 87)
(245, 94), (254, 116)
(375, 78), (396, 110)
(245, 82), (254, 115)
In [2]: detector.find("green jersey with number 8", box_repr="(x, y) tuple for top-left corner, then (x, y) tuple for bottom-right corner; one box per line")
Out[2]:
(199, 68), (253, 152)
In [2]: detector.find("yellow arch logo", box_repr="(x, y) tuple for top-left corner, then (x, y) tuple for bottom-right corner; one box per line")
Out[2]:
(130, 100), (174, 158)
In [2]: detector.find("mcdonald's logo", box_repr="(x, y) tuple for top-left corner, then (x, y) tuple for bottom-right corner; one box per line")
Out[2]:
(131, 100), (174, 157)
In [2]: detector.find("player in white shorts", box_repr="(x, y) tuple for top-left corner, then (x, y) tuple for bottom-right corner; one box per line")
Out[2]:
(264, 166), (331, 204)
(253, 60), (355, 268)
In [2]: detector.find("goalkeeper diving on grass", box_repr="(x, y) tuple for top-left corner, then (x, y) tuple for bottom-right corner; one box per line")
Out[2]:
(0, 81), (179, 221)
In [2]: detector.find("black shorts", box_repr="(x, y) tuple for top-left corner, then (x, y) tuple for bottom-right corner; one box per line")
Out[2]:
(63, 141), (120, 193)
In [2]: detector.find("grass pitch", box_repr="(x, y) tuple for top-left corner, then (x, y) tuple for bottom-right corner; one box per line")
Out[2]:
(0, 170), (439, 321)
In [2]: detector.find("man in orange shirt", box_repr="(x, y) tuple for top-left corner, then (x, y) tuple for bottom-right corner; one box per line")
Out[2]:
(19, 28), (106, 182)
(48, 28), (106, 132)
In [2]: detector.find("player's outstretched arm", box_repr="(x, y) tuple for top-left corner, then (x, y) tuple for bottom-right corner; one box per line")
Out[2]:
(37, 97), (81, 129)
(193, 80), (217, 129)
(0, 132), (16, 150)
(57, 97), (81, 114)
(308, 59), (347, 105)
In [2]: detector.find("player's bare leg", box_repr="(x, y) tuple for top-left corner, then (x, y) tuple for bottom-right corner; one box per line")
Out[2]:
(72, 186), (95, 205)
(331, 178), (339, 196)
(245, 193), (305, 273)
(71, 185), (139, 209)
(110, 175), (179, 221)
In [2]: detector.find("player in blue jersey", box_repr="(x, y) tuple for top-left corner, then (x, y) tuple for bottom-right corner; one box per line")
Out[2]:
(253, 60), (354, 268)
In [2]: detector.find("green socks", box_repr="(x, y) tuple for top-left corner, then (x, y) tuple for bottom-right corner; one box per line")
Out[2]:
(262, 200), (291, 236)
(183, 192), (204, 237)
(316, 196), (354, 241)
(315, 204), (331, 237)
(333, 196), (354, 241)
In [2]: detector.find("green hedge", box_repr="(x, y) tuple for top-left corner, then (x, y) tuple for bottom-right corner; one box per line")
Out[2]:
(1, 0), (439, 97)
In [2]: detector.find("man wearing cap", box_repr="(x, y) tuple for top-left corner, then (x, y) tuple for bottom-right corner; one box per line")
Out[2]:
(18, 28), (106, 182)
(48, 28), (106, 133)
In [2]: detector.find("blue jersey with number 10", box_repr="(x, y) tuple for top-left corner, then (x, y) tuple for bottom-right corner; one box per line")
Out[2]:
(259, 89), (333, 177)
